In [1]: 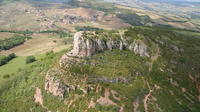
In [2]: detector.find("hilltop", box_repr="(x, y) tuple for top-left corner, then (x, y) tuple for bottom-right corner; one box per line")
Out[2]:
(0, 0), (200, 112)
(0, 26), (200, 112)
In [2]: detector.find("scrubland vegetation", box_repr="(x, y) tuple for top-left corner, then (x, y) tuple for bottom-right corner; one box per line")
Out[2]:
(0, 51), (63, 112)
(67, 27), (200, 111)
(1, 26), (199, 112)
(26, 56), (36, 64)
(39, 30), (72, 38)
(0, 0), (200, 112)
(75, 26), (102, 31)
(0, 35), (31, 50)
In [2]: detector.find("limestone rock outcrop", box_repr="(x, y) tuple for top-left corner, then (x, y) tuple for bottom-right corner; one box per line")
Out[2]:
(60, 31), (149, 67)
(67, 31), (98, 57)
(34, 87), (43, 105)
(45, 73), (68, 98)
(66, 31), (149, 57)
(129, 40), (149, 57)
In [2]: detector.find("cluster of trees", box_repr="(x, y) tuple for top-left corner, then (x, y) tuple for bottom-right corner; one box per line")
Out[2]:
(75, 26), (102, 31)
(81, 1), (118, 14)
(117, 13), (152, 26)
(0, 35), (31, 50)
(0, 30), (33, 37)
(26, 56), (36, 64)
(39, 30), (71, 38)
(0, 53), (16, 66)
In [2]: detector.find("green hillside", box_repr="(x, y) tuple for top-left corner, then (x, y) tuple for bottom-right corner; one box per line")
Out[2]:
(0, 27), (199, 112)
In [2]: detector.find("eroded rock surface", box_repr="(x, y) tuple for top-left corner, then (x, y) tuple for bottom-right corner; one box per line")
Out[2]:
(45, 73), (68, 98)
(67, 31), (98, 57)
(129, 40), (149, 57)
(34, 87), (43, 105)
(88, 98), (96, 108)
(60, 31), (149, 67)
(97, 88), (117, 106)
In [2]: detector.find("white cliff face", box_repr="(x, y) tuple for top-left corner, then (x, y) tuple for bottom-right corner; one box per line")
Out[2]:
(67, 31), (86, 57)
(60, 31), (149, 67)
(129, 40), (149, 57)
(67, 31), (97, 57)
(96, 39), (107, 51)
(106, 40), (113, 50)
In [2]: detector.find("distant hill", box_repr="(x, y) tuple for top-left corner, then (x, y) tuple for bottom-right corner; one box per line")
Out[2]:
(0, 0), (72, 4)
(141, 0), (200, 4)
(142, 0), (200, 2)
(29, 0), (71, 3)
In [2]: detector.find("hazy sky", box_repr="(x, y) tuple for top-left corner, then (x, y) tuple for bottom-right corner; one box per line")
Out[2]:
(141, 0), (200, 2)
(158, 0), (199, 1)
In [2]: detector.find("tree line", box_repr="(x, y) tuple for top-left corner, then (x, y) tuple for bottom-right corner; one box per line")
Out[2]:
(0, 35), (32, 50)
(39, 30), (71, 38)
(0, 30), (33, 37)
(0, 53), (16, 66)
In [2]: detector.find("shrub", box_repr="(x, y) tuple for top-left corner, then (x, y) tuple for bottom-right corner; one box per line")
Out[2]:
(39, 30), (71, 38)
(3, 74), (10, 79)
(53, 40), (57, 43)
(7, 53), (16, 60)
(117, 13), (152, 26)
(0, 53), (16, 66)
(75, 26), (102, 31)
(26, 56), (36, 64)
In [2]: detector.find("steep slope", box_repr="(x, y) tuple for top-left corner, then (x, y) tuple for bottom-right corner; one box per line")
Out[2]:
(0, 26), (200, 112)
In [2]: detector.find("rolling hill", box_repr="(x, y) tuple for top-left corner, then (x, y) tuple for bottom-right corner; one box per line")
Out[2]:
(0, 0), (200, 112)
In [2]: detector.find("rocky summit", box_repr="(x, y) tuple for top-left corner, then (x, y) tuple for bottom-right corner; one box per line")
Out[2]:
(0, 0), (200, 112)
(66, 31), (149, 57)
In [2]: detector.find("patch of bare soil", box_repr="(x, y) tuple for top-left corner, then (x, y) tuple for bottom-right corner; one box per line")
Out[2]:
(34, 87), (43, 105)
(142, 82), (161, 112)
(97, 88), (117, 106)
(88, 98), (96, 108)
(143, 89), (153, 112)
(0, 32), (15, 39)
(34, 87), (52, 112)
(189, 74), (200, 102)
(133, 97), (140, 112)
(111, 90), (121, 101)
(119, 105), (124, 112)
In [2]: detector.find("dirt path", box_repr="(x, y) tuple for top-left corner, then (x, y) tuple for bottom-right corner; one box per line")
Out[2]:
(34, 87), (52, 112)
(148, 44), (160, 72)
(143, 87), (153, 112)
(143, 44), (160, 112)
(97, 88), (117, 106)
(133, 97), (140, 112)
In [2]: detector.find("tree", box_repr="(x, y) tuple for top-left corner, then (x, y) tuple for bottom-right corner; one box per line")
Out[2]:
(0, 53), (16, 66)
(8, 53), (16, 60)
(26, 56), (36, 64)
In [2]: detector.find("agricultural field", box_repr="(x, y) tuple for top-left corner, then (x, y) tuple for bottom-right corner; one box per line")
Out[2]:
(0, 0), (200, 112)
(106, 0), (200, 31)
(0, 32), (16, 40)
(0, 54), (45, 90)
(0, 33), (72, 56)
(0, 1), (129, 32)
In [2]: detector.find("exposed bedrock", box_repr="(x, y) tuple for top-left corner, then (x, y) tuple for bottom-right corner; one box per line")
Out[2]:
(45, 73), (68, 98)
(60, 31), (149, 67)
(67, 31), (149, 57)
